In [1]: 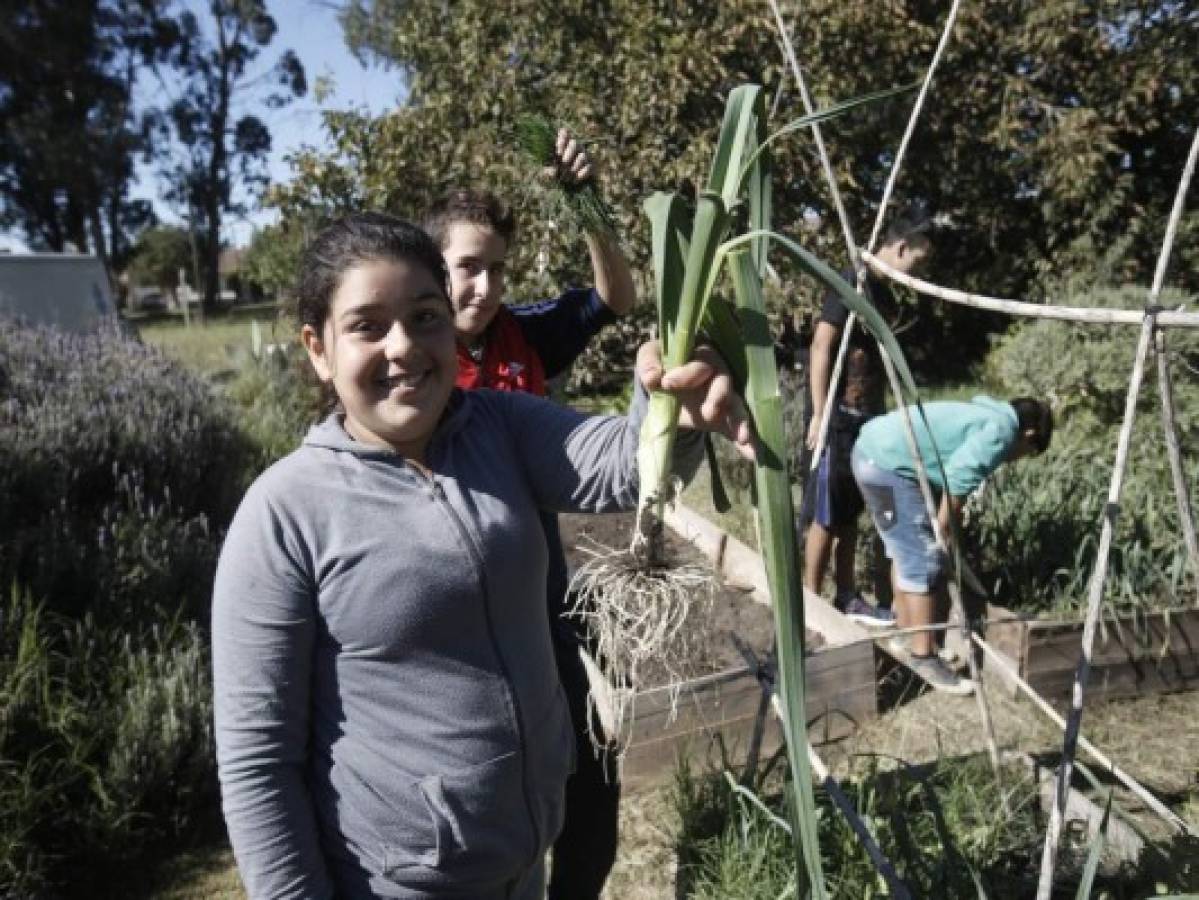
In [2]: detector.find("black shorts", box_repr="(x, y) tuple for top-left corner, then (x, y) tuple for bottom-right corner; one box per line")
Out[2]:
(800, 406), (868, 529)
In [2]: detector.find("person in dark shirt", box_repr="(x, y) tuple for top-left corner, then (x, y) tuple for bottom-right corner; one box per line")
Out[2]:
(802, 211), (932, 625)
(424, 129), (634, 900)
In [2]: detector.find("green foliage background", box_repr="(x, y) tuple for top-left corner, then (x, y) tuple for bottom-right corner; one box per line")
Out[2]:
(970, 278), (1198, 614)
(258, 0), (1197, 381)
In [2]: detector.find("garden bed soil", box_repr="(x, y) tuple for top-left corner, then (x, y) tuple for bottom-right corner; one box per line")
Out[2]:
(560, 507), (881, 790)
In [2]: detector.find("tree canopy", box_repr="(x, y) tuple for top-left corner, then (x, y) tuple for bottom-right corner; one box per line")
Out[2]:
(267, 0), (1196, 371)
(0, 1), (174, 265)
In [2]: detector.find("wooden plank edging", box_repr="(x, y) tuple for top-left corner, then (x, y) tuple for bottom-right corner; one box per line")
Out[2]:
(662, 502), (869, 647)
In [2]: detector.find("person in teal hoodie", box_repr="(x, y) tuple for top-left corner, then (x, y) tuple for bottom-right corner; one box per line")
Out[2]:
(851, 395), (1053, 694)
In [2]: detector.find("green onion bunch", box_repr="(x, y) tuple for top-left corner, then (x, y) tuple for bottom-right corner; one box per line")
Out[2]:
(514, 114), (618, 237)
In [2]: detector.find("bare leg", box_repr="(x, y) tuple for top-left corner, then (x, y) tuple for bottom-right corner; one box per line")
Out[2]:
(901, 590), (936, 657)
(803, 521), (835, 595)
(891, 564), (910, 628)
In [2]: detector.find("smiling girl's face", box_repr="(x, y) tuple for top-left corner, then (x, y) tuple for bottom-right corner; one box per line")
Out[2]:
(301, 257), (458, 461)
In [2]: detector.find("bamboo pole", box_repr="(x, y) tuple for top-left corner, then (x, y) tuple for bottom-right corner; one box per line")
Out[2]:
(1147, 125), (1198, 304)
(864, 0), (964, 253)
(1148, 126), (1199, 583)
(862, 251), (1199, 328)
(1156, 329), (1199, 580)
(769, 0), (965, 471)
(766, 0), (863, 473)
(1036, 314), (1157, 900)
(771, 694), (913, 900)
(973, 634), (1193, 835)
(1040, 124), (1198, 898)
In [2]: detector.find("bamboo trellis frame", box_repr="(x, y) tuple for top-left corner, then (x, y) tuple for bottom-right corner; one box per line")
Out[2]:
(764, 0), (1199, 894)
(1035, 122), (1199, 899)
(972, 634), (1195, 836)
(860, 252), (1199, 328)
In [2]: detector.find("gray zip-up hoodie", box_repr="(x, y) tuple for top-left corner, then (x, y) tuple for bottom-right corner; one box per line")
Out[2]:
(213, 384), (699, 899)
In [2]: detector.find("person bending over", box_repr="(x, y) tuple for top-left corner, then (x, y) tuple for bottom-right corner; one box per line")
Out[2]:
(851, 395), (1053, 694)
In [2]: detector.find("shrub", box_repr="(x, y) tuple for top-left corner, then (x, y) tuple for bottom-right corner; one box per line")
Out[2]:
(222, 339), (323, 469)
(972, 282), (1198, 615)
(0, 587), (215, 895)
(0, 317), (249, 623)
(0, 317), (250, 895)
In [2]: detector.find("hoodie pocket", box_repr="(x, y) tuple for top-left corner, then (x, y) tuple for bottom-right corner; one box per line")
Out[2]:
(333, 762), (438, 873)
(383, 749), (524, 884)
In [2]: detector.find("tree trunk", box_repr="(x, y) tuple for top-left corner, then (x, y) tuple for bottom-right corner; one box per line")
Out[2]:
(88, 206), (114, 293)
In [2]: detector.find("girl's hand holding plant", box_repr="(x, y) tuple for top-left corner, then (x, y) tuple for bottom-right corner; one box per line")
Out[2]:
(635, 339), (755, 462)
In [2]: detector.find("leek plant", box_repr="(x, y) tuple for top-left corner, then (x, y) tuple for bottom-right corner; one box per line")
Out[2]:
(569, 82), (920, 897)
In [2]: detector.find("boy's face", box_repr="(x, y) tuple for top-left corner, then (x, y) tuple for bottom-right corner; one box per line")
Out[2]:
(440, 221), (508, 343)
(877, 233), (932, 276)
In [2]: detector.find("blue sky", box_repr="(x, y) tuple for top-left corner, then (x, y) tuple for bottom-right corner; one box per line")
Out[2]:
(0, 0), (402, 252)
(149, 0), (405, 245)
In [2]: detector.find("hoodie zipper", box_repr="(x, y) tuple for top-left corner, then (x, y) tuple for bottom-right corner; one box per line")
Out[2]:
(424, 475), (543, 867)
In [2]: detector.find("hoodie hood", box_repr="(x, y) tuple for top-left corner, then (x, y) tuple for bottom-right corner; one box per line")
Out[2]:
(970, 394), (1018, 428)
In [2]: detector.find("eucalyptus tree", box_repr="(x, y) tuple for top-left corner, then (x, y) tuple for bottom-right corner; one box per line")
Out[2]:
(157, 0), (306, 312)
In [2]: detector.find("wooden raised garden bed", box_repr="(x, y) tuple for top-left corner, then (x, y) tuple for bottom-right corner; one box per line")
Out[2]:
(565, 504), (878, 790)
(982, 602), (1199, 703)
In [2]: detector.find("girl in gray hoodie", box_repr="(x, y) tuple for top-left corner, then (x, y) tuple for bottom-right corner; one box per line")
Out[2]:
(211, 213), (751, 899)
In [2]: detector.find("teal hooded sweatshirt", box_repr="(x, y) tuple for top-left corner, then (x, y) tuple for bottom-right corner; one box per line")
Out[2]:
(853, 395), (1019, 497)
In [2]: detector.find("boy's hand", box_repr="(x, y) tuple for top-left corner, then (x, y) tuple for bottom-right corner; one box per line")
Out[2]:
(544, 127), (594, 186)
(805, 414), (823, 451)
(636, 340), (755, 461)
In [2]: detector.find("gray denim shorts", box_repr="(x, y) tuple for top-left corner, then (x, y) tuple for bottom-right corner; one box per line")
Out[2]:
(850, 448), (946, 593)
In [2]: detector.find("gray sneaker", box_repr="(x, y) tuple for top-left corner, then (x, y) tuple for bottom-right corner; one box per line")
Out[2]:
(842, 595), (897, 629)
(907, 653), (975, 695)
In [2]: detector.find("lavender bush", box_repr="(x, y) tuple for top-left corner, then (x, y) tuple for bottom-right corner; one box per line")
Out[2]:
(0, 318), (249, 623)
(0, 317), (250, 895)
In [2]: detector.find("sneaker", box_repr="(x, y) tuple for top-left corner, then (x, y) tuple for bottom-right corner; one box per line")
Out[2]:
(840, 594), (897, 629)
(884, 635), (912, 659)
(938, 644), (968, 672)
(907, 653), (975, 695)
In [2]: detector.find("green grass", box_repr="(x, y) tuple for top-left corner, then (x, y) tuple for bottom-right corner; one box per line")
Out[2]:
(673, 753), (1199, 899)
(133, 303), (290, 377)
